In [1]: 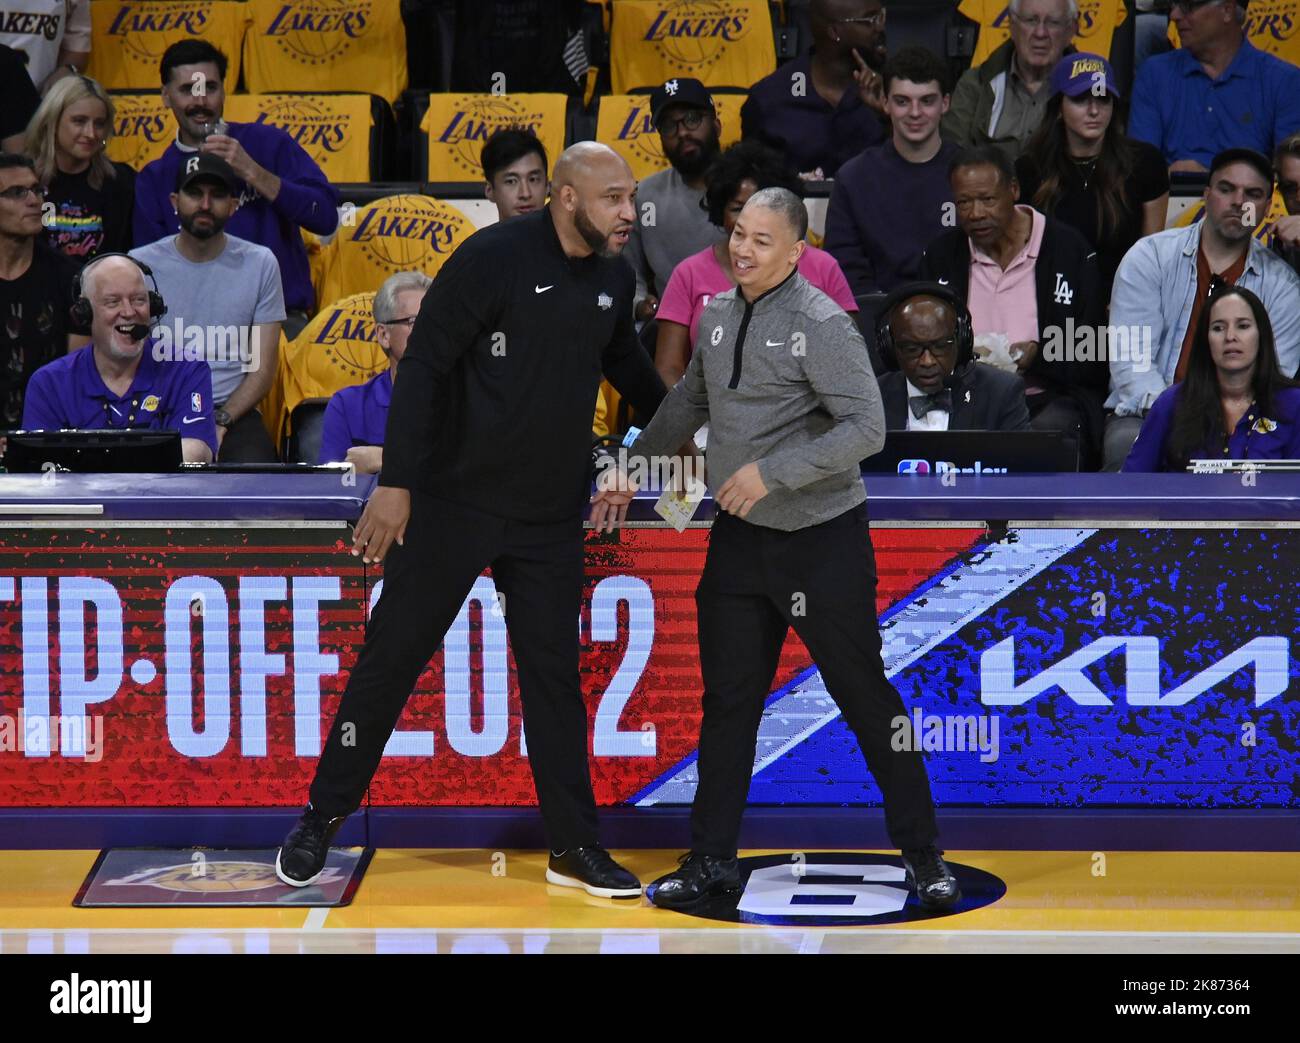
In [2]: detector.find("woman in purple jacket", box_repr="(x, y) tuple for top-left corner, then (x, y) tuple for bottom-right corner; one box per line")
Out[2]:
(1124, 285), (1300, 471)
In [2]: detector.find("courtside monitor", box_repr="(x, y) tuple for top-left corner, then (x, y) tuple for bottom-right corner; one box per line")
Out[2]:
(861, 430), (1079, 475)
(1, 430), (183, 473)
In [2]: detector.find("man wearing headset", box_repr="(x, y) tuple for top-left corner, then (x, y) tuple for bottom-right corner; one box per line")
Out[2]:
(20, 252), (217, 462)
(874, 281), (1030, 432)
(608, 188), (960, 912)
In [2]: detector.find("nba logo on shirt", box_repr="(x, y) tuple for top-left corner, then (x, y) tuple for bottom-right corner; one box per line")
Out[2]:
(898, 459), (930, 474)
(191, 392), (202, 412)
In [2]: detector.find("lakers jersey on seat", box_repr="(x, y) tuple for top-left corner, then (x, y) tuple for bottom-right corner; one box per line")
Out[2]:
(608, 0), (776, 93)
(88, 0), (251, 89)
(419, 93), (569, 183)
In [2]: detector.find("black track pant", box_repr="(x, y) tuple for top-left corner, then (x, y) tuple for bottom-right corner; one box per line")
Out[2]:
(309, 491), (599, 849)
(690, 502), (939, 856)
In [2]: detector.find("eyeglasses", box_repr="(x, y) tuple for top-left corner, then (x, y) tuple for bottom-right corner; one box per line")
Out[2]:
(895, 337), (959, 361)
(836, 10), (886, 27)
(381, 316), (418, 328)
(657, 109), (706, 135)
(0, 184), (46, 201)
(1009, 11), (1076, 31)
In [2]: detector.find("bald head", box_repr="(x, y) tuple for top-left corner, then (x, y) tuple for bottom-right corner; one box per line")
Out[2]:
(549, 141), (637, 259)
(81, 254), (144, 302)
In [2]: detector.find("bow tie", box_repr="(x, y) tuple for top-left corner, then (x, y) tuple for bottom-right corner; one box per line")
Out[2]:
(908, 390), (952, 419)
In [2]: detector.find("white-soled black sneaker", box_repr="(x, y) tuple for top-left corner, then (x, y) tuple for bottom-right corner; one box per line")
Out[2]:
(545, 847), (642, 899)
(275, 805), (346, 887)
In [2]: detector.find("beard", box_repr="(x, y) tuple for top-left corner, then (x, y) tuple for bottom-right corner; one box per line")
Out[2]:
(179, 210), (223, 240)
(668, 124), (721, 179)
(575, 204), (617, 258)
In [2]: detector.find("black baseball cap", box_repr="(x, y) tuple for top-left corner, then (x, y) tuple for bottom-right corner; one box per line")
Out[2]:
(175, 153), (239, 193)
(649, 77), (716, 128)
(1208, 147), (1273, 185)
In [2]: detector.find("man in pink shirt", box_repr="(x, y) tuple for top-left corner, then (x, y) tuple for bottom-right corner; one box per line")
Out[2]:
(919, 146), (1108, 467)
(654, 141), (857, 390)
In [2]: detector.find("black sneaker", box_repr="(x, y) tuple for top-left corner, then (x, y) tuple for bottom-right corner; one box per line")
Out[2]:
(275, 805), (346, 887)
(647, 852), (741, 909)
(545, 847), (642, 899)
(902, 845), (961, 911)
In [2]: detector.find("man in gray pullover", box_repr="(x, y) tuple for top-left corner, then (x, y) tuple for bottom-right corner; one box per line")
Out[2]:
(599, 187), (960, 911)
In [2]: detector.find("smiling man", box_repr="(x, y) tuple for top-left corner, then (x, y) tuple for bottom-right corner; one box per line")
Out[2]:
(276, 142), (667, 900)
(20, 253), (216, 462)
(611, 188), (960, 913)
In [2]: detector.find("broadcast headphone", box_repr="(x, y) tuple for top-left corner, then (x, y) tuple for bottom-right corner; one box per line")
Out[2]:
(70, 253), (167, 330)
(874, 281), (974, 372)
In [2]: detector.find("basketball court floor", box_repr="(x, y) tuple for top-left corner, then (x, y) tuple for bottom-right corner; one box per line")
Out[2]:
(2, 848), (1297, 954)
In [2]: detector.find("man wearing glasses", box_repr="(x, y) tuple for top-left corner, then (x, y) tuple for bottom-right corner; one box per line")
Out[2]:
(942, 0), (1078, 160)
(317, 271), (431, 471)
(741, 0), (889, 178)
(623, 77), (724, 324)
(874, 282), (1031, 433)
(1129, 0), (1300, 174)
(0, 153), (83, 431)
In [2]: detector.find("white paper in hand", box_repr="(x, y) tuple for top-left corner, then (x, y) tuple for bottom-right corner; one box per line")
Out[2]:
(653, 474), (707, 533)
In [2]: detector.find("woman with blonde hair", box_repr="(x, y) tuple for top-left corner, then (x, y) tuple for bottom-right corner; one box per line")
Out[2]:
(24, 75), (135, 263)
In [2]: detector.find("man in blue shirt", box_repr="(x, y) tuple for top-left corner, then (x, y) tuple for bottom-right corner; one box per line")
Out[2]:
(1128, 0), (1300, 172)
(133, 39), (339, 315)
(318, 271), (431, 471)
(21, 254), (217, 461)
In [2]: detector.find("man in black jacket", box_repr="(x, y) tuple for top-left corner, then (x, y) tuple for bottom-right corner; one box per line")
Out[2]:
(920, 146), (1107, 465)
(874, 282), (1031, 433)
(275, 142), (667, 898)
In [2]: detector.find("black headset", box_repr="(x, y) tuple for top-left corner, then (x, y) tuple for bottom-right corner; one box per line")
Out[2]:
(874, 281), (974, 372)
(70, 253), (167, 328)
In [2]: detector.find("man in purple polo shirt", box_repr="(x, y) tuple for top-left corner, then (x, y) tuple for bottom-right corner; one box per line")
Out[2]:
(21, 254), (217, 462)
(317, 271), (432, 471)
(132, 38), (339, 316)
(740, 0), (889, 178)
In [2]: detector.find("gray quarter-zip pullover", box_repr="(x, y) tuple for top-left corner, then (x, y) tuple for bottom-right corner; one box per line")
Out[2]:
(628, 268), (884, 530)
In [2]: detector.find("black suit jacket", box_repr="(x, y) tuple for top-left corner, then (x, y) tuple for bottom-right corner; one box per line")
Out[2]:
(878, 364), (1031, 432)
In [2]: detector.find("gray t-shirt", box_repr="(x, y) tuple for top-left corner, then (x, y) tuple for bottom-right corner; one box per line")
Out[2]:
(622, 166), (721, 308)
(131, 233), (286, 404)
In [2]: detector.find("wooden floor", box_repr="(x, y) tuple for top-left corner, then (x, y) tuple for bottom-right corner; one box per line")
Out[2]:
(2, 849), (1298, 954)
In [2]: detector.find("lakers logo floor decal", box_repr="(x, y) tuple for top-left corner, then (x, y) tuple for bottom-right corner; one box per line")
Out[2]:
(656, 853), (1006, 926)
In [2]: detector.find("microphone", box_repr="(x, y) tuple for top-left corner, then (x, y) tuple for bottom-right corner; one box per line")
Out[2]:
(124, 324), (151, 341)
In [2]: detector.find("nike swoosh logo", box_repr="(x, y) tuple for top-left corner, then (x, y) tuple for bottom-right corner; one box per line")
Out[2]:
(765, 339), (785, 347)
(535, 284), (553, 294)
(182, 416), (204, 424)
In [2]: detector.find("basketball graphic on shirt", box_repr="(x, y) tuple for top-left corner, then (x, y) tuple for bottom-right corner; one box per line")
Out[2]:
(264, 0), (374, 67)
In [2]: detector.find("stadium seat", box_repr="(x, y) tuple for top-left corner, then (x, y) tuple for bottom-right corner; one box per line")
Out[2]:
(854, 292), (889, 377)
(105, 92), (173, 171)
(224, 93), (397, 182)
(310, 193), (476, 306)
(265, 291), (387, 455)
(86, 0), (251, 90)
(595, 88), (746, 180)
(608, 0), (777, 92)
(241, 0), (409, 103)
(106, 91), (396, 183)
(285, 398), (329, 465)
(412, 91), (571, 182)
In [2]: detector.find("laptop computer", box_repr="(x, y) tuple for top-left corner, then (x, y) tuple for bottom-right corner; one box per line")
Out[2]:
(2, 429), (183, 473)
